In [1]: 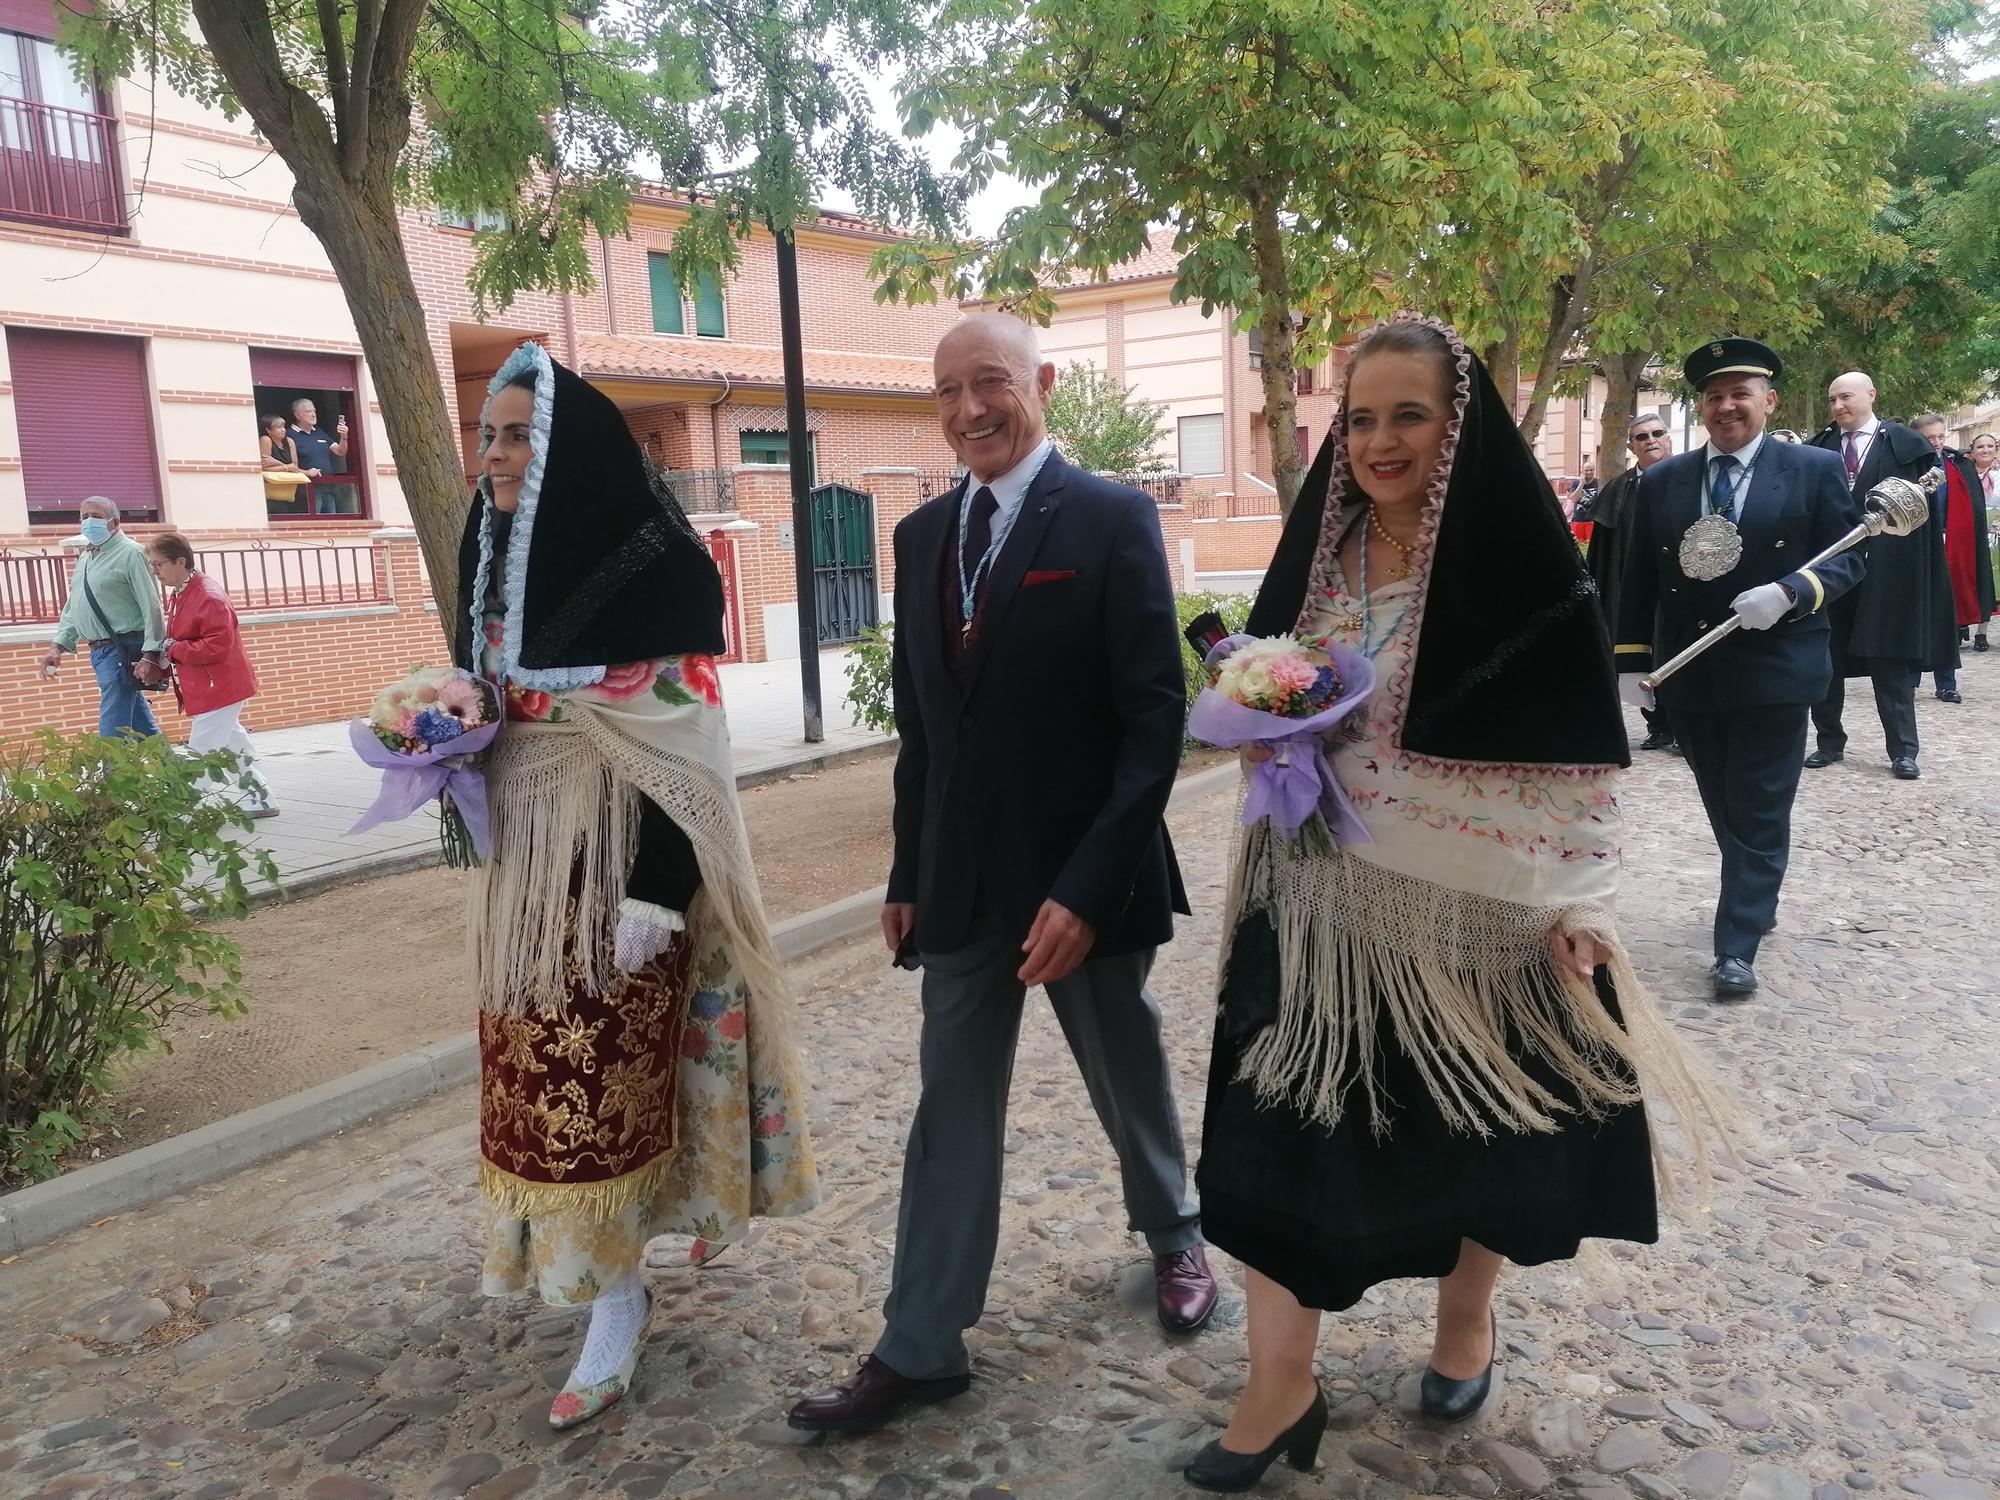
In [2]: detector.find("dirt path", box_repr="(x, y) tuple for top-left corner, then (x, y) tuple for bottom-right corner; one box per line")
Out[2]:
(82, 751), (1222, 1165)
(88, 754), (898, 1161)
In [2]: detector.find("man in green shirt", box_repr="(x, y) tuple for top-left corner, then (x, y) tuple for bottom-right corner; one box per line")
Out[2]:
(37, 496), (167, 738)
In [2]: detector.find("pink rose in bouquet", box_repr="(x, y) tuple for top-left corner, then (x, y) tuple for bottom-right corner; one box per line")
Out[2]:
(350, 666), (500, 867)
(1187, 635), (1376, 848)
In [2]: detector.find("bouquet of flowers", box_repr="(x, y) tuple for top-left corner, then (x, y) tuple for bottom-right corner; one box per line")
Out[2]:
(1186, 634), (1375, 848)
(348, 666), (502, 867)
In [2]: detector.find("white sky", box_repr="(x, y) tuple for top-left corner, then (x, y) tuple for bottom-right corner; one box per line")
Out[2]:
(814, 72), (1032, 238)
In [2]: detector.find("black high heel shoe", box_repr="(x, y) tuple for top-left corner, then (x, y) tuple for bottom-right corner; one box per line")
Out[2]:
(1184, 1382), (1328, 1493)
(1420, 1311), (1497, 1422)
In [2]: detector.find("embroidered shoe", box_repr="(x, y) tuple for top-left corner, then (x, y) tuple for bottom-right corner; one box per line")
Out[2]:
(549, 1289), (652, 1430)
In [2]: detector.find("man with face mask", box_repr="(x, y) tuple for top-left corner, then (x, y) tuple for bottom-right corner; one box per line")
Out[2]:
(37, 495), (167, 738)
(1805, 374), (1953, 779)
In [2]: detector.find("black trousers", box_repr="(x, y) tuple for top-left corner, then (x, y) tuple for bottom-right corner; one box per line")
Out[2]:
(1671, 705), (1810, 964)
(1812, 665), (1920, 762)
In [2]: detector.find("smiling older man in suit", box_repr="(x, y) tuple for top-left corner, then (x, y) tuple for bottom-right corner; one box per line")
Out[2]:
(1616, 338), (1864, 1001)
(787, 313), (1215, 1435)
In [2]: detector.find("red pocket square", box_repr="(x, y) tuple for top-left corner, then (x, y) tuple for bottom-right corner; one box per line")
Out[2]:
(1023, 569), (1078, 587)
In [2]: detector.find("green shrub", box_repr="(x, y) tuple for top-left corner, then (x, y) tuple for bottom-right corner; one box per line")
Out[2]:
(845, 622), (897, 735)
(1, 732), (278, 1186)
(1176, 591), (1255, 755)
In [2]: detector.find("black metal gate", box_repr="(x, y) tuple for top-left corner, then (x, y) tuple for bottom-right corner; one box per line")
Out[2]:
(809, 482), (878, 645)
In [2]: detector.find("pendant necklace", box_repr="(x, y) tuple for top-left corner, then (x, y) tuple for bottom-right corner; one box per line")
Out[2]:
(1355, 515), (1417, 659)
(1368, 504), (1417, 578)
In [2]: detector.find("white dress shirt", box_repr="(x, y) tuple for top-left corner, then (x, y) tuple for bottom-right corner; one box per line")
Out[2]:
(1840, 416), (1881, 479)
(964, 437), (1056, 574)
(1701, 431), (1766, 522)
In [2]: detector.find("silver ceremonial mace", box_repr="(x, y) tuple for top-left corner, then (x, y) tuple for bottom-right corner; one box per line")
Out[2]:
(1641, 469), (1940, 693)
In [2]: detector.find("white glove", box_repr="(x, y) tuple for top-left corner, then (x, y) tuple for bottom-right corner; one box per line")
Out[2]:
(1731, 582), (1793, 631)
(613, 898), (685, 972)
(1619, 673), (1655, 711)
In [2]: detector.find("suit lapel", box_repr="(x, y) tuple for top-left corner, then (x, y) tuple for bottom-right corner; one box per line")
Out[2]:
(962, 452), (1069, 702)
(913, 479), (965, 692)
(1737, 441), (1794, 543)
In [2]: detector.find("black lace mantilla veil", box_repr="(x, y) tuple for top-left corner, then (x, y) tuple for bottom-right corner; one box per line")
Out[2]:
(1246, 315), (1629, 771)
(453, 340), (725, 677)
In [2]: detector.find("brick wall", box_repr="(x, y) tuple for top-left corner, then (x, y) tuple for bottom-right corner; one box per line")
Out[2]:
(0, 532), (448, 747)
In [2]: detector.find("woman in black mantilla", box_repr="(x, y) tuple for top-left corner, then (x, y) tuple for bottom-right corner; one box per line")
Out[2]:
(1185, 317), (1727, 1492)
(461, 343), (817, 1431)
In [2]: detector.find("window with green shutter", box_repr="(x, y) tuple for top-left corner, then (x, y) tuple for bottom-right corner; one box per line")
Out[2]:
(647, 252), (684, 335)
(740, 430), (813, 484)
(693, 272), (725, 338)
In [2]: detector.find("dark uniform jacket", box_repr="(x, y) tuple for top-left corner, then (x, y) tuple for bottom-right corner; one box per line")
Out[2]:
(887, 451), (1190, 958)
(1807, 421), (1956, 672)
(1584, 466), (1643, 632)
(1615, 437), (1864, 710)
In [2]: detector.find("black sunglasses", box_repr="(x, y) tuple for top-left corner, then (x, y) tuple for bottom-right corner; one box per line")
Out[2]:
(1630, 429), (1668, 442)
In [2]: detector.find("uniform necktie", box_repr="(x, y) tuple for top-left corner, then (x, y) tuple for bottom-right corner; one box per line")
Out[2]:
(1843, 430), (1860, 479)
(961, 486), (999, 609)
(1710, 454), (1741, 522)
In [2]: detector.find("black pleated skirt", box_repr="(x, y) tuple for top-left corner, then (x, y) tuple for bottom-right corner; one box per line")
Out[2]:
(1196, 914), (1659, 1313)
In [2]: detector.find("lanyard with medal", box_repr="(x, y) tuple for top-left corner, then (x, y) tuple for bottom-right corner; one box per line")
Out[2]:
(957, 446), (1053, 639)
(1678, 446), (1757, 581)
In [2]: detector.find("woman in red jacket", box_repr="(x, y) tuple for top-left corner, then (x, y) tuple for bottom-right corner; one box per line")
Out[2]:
(145, 534), (278, 818)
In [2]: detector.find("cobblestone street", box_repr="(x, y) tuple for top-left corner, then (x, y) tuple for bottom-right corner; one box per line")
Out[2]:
(3, 663), (1997, 1500)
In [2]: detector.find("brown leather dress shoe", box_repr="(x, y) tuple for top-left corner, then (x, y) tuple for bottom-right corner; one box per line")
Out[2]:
(786, 1355), (971, 1433)
(1155, 1245), (1220, 1334)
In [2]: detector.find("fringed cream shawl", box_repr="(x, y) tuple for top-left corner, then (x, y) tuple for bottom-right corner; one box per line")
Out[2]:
(1224, 316), (1734, 1200)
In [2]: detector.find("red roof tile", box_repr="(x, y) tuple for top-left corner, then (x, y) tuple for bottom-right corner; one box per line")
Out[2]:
(576, 334), (933, 396)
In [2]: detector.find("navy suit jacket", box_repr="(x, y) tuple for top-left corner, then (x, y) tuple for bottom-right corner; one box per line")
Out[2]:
(886, 451), (1189, 958)
(1615, 437), (1864, 710)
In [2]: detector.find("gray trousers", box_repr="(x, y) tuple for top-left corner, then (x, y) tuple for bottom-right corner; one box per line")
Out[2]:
(874, 929), (1202, 1380)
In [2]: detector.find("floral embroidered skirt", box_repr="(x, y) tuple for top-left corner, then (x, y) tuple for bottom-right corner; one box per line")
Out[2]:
(479, 924), (819, 1306)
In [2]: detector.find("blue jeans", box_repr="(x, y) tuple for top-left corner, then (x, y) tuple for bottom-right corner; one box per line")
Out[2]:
(90, 635), (160, 739)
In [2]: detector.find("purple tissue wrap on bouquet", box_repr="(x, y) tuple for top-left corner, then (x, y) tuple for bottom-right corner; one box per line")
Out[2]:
(1185, 637), (1375, 846)
(347, 717), (500, 858)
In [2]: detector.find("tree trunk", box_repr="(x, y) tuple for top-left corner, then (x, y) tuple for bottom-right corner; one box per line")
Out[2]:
(1517, 268), (1592, 449)
(294, 179), (472, 627)
(1247, 189), (1306, 515)
(188, 0), (466, 624)
(1597, 349), (1652, 476)
(1483, 330), (1522, 419)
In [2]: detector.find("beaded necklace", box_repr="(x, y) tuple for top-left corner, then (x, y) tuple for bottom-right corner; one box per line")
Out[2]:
(1326, 508), (1416, 659)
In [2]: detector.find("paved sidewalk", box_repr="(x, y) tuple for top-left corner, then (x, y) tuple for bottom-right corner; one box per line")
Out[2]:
(235, 650), (886, 895)
(6, 659), (2000, 1498)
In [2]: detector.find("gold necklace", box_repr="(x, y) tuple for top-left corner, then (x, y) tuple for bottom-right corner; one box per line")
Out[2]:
(1368, 506), (1418, 578)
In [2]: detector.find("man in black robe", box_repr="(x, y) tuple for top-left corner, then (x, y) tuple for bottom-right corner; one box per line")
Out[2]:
(1805, 372), (1953, 781)
(1588, 414), (1677, 750)
(1913, 413), (1994, 703)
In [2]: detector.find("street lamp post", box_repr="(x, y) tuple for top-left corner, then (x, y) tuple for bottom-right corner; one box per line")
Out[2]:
(773, 221), (823, 743)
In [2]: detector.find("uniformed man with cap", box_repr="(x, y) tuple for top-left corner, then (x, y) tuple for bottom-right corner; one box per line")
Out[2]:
(1615, 338), (1865, 1001)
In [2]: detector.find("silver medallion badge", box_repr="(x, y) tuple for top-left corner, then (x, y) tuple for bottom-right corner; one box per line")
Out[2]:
(1679, 512), (1743, 581)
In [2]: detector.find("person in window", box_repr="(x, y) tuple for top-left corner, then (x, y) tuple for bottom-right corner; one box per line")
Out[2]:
(259, 413), (309, 510)
(145, 533), (277, 818)
(259, 413), (304, 472)
(462, 341), (817, 1431)
(37, 495), (166, 738)
(288, 398), (355, 514)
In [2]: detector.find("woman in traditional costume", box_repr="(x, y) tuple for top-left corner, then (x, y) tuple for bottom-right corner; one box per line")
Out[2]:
(1185, 317), (1724, 1492)
(460, 342), (818, 1430)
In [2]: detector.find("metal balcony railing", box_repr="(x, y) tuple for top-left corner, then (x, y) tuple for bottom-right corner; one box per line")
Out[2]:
(0, 95), (124, 233)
